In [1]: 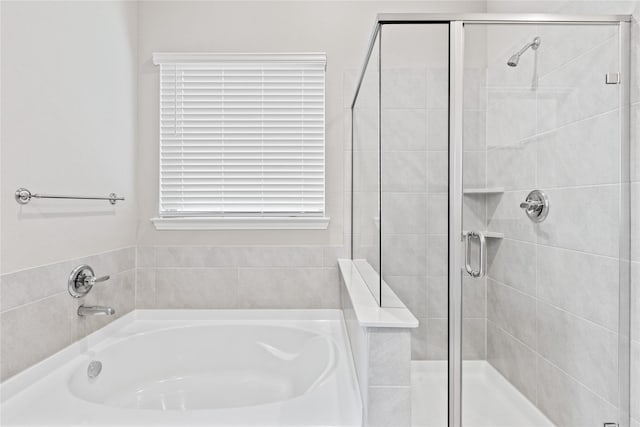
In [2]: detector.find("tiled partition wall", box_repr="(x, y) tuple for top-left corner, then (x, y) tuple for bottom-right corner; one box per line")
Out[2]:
(135, 246), (346, 309)
(0, 247), (135, 381)
(339, 270), (413, 426)
(476, 23), (627, 425)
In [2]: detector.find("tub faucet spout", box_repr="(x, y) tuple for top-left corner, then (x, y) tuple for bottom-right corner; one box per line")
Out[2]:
(78, 305), (115, 316)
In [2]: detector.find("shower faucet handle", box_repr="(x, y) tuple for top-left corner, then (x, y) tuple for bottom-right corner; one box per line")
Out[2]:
(520, 190), (549, 223)
(519, 200), (543, 210)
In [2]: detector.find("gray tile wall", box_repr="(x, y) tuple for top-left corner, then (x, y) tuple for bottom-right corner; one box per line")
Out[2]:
(380, 67), (431, 360)
(135, 246), (345, 310)
(339, 273), (413, 427)
(629, 7), (640, 427)
(0, 244), (346, 381)
(0, 247), (135, 381)
(380, 67), (488, 361)
(479, 2), (639, 419)
(479, 19), (633, 426)
(352, 49), (381, 301)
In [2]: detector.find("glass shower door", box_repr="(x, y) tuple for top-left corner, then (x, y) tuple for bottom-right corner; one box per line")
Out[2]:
(459, 22), (629, 427)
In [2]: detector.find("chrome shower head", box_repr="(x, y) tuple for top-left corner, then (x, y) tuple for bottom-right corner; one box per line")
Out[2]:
(507, 36), (541, 67)
(507, 54), (520, 67)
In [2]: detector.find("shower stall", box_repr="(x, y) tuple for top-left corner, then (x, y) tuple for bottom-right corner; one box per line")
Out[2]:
(351, 14), (631, 427)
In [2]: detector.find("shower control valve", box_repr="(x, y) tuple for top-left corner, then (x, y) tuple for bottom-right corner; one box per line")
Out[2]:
(520, 190), (549, 223)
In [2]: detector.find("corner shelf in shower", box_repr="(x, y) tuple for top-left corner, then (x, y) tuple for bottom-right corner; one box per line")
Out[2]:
(463, 230), (504, 239)
(463, 187), (504, 195)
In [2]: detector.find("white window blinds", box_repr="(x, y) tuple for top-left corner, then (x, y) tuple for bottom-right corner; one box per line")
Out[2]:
(153, 53), (326, 217)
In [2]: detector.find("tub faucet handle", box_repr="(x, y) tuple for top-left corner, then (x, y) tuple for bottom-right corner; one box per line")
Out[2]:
(85, 274), (110, 286)
(68, 265), (110, 298)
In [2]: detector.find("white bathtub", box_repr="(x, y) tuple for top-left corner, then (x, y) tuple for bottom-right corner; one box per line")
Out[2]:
(1, 310), (362, 426)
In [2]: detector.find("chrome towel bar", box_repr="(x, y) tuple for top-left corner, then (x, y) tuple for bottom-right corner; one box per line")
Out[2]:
(14, 188), (124, 205)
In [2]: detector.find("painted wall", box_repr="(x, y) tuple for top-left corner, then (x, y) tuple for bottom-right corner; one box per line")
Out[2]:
(0, 1), (138, 380)
(0, 1), (138, 274)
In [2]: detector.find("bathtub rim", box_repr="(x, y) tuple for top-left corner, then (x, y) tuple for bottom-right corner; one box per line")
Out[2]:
(0, 309), (347, 404)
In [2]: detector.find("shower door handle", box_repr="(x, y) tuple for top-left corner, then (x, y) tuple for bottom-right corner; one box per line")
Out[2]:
(464, 231), (486, 278)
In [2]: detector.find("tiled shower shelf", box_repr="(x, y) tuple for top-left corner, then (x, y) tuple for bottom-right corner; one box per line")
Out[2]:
(463, 230), (504, 239)
(463, 187), (504, 195)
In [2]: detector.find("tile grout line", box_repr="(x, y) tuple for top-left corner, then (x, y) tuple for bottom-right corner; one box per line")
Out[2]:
(1, 268), (136, 315)
(489, 319), (617, 409)
(0, 246), (136, 277)
(487, 275), (620, 335)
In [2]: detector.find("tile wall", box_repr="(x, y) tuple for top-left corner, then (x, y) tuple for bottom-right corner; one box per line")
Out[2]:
(135, 246), (346, 309)
(352, 41), (382, 302)
(0, 247), (135, 381)
(0, 245), (346, 381)
(475, 22), (626, 425)
(628, 6), (640, 427)
(377, 64), (488, 361)
(340, 271), (413, 427)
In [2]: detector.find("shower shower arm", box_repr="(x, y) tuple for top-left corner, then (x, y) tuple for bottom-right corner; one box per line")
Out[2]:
(514, 40), (536, 57)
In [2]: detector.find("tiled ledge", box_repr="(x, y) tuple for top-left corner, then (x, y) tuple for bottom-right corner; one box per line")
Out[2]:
(338, 258), (417, 427)
(338, 259), (418, 328)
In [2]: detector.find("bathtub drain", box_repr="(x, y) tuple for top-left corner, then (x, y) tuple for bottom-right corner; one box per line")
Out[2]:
(87, 361), (102, 379)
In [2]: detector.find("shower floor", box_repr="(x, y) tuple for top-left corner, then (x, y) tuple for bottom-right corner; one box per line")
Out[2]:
(411, 361), (555, 427)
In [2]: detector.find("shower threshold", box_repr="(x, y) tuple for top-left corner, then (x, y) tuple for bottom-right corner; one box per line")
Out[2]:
(412, 361), (555, 427)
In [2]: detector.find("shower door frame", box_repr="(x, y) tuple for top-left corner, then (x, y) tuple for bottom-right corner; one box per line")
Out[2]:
(350, 13), (632, 427)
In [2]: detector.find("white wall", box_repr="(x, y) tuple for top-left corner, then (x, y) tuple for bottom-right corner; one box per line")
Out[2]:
(136, 0), (484, 248)
(0, 1), (138, 274)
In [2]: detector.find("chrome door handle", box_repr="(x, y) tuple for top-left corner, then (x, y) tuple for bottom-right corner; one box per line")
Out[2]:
(464, 231), (486, 278)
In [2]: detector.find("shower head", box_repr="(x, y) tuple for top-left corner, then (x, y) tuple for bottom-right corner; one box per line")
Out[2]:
(506, 54), (521, 67)
(507, 36), (541, 67)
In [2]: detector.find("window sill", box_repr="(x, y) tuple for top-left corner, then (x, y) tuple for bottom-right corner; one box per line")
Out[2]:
(150, 216), (331, 230)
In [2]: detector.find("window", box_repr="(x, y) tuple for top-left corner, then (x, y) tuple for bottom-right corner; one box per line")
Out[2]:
(151, 53), (328, 230)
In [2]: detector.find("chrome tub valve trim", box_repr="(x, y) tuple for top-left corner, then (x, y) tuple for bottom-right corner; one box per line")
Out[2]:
(520, 189), (549, 222)
(68, 264), (110, 298)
